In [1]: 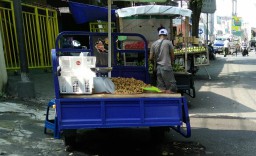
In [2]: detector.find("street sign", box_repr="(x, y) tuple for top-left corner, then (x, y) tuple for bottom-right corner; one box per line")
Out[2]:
(201, 0), (216, 14)
(199, 28), (203, 34)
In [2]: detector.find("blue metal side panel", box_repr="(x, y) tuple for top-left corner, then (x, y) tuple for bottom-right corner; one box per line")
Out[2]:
(57, 97), (183, 130)
(61, 104), (101, 120)
(105, 100), (141, 124)
(59, 99), (102, 128)
(143, 98), (182, 125)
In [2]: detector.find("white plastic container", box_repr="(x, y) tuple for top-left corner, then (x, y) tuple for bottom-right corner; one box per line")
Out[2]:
(58, 56), (96, 94)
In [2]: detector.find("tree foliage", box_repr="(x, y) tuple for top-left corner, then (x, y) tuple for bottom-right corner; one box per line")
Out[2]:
(188, 0), (203, 38)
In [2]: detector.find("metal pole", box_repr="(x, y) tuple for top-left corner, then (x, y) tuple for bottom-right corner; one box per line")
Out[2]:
(205, 13), (211, 80)
(14, 0), (35, 98)
(108, 0), (112, 77)
(206, 13), (208, 44)
(13, 0), (29, 82)
(184, 16), (189, 72)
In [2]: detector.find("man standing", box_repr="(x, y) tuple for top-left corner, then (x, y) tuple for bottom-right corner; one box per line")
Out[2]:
(149, 28), (177, 93)
(224, 38), (230, 57)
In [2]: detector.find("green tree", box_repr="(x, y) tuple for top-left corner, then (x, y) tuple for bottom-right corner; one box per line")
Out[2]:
(188, 0), (203, 38)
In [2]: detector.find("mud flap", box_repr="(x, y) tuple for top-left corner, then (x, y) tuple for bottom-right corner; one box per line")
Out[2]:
(171, 97), (191, 138)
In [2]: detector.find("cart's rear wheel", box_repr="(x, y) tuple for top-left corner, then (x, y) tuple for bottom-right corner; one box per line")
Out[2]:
(63, 129), (77, 152)
(150, 127), (169, 142)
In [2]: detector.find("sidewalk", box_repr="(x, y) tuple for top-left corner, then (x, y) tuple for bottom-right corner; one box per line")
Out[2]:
(1, 71), (67, 155)
(7, 69), (55, 102)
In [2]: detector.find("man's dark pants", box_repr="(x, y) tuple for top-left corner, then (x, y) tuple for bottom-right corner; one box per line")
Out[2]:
(224, 47), (228, 57)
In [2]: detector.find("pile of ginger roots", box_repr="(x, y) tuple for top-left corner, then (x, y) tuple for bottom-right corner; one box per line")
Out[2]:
(111, 77), (151, 94)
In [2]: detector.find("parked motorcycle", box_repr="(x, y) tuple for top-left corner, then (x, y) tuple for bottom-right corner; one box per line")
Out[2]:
(208, 43), (216, 60)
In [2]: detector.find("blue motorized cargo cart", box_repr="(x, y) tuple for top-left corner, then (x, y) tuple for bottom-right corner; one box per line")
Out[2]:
(47, 31), (191, 146)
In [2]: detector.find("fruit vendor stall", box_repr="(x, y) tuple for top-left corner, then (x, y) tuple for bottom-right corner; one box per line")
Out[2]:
(115, 4), (202, 98)
(173, 39), (209, 98)
(173, 36), (210, 72)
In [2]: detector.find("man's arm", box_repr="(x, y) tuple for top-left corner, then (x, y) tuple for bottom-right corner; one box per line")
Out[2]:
(149, 51), (153, 61)
(149, 44), (154, 61)
(169, 42), (175, 65)
(170, 48), (175, 65)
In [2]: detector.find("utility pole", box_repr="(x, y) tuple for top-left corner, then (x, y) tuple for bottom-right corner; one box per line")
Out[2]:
(232, 0), (237, 16)
(13, 0), (35, 98)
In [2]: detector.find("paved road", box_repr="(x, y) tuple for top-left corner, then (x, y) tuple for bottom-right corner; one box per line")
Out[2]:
(180, 51), (256, 156)
(1, 51), (256, 156)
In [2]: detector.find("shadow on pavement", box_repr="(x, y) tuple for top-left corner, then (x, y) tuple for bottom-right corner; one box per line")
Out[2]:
(185, 54), (256, 115)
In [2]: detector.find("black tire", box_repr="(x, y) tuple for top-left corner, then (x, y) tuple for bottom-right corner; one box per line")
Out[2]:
(149, 127), (169, 142)
(63, 129), (77, 152)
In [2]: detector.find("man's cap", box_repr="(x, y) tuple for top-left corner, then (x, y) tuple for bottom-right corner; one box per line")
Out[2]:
(159, 28), (168, 35)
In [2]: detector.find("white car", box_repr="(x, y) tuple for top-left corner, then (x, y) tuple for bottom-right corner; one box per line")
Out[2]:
(213, 38), (226, 54)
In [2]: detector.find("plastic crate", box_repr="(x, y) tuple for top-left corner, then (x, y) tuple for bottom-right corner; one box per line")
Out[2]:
(58, 75), (93, 94)
(174, 56), (185, 67)
(193, 53), (209, 66)
(58, 70), (95, 94)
